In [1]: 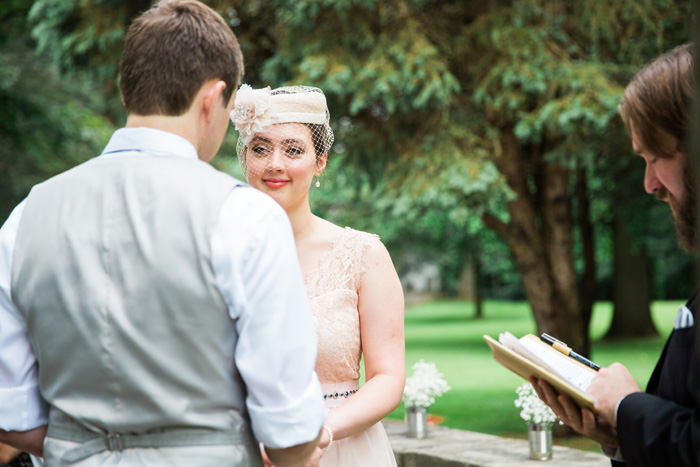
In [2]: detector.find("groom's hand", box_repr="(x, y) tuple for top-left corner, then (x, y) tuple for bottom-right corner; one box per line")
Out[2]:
(529, 377), (619, 450)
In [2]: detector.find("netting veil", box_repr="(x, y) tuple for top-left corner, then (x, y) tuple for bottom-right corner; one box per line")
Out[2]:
(230, 84), (334, 180)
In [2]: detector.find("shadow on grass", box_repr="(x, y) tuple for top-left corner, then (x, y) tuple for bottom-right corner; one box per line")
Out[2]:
(405, 338), (492, 353)
(405, 312), (531, 324)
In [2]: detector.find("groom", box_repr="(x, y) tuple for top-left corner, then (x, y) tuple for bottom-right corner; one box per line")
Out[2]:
(0, 1), (325, 465)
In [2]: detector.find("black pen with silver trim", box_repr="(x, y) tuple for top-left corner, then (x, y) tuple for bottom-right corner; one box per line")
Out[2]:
(539, 333), (600, 371)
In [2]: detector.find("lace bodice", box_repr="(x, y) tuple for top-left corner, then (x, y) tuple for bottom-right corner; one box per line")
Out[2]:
(305, 227), (379, 384)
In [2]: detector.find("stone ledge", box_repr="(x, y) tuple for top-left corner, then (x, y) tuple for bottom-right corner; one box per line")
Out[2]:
(383, 420), (609, 466)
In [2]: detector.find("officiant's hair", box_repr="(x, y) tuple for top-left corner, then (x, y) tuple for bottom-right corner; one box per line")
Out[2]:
(119, 0), (244, 116)
(619, 43), (693, 158)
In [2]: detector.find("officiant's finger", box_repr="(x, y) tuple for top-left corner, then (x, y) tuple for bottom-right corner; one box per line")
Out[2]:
(558, 394), (583, 430)
(537, 380), (561, 413)
(581, 408), (597, 433)
(582, 409), (618, 447)
(537, 380), (566, 417)
(528, 377), (545, 400)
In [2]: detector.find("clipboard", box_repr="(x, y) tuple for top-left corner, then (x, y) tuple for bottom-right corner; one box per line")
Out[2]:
(484, 334), (596, 412)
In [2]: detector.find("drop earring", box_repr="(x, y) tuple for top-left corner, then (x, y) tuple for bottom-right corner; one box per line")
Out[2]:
(315, 177), (321, 188)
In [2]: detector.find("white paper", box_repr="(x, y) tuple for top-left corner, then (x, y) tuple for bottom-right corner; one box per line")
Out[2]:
(499, 332), (594, 391)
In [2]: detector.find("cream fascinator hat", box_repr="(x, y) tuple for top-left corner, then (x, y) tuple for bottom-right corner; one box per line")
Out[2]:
(231, 84), (334, 151)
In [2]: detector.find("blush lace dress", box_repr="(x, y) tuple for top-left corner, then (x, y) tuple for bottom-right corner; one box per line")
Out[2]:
(305, 228), (397, 467)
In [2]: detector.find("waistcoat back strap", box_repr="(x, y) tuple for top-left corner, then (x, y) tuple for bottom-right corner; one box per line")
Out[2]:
(47, 420), (254, 463)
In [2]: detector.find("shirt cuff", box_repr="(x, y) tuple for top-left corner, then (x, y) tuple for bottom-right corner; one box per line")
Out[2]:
(247, 374), (326, 449)
(600, 394), (632, 462)
(600, 443), (624, 461)
(0, 384), (49, 431)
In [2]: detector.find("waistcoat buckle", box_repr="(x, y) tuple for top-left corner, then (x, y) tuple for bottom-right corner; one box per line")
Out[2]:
(105, 433), (124, 451)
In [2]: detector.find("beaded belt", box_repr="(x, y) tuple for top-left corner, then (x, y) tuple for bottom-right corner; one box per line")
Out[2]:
(323, 389), (358, 400)
(321, 380), (360, 408)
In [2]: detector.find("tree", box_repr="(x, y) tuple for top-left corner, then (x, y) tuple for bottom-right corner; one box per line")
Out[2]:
(0, 0), (114, 222)
(22, 0), (692, 353)
(224, 0), (689, 354)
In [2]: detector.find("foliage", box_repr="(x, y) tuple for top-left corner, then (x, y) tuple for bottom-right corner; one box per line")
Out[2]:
(0, 0), (114, 222)
(9, 1), (693, 330)
(225, 0), (689, 308)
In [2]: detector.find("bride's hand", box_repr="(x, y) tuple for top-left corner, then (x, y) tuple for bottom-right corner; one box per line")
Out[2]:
(303, 446), (323, 467)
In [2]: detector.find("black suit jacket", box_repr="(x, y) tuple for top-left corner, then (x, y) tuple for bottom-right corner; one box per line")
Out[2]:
(613, 289), (700, 466)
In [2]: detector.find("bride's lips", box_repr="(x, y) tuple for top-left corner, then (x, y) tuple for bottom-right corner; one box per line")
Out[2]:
(264, 178), (290, 189)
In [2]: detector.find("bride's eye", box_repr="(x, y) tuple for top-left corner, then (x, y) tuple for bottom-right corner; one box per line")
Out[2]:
(251, 144), (271, 157)
(285, 146), (304, 158)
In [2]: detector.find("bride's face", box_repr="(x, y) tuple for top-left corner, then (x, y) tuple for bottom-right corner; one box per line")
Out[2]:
(245, 123), (324, 211)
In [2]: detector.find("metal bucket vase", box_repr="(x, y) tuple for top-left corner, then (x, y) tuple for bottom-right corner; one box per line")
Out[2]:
(406, 405), (428, 439)
(528, 422), (553, 460)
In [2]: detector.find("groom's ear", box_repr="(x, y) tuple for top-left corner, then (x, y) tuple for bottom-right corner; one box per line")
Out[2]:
(200, 79), (227, 122)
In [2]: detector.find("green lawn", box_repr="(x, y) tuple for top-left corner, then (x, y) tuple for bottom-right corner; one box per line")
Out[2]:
(383, 299), (683, 450)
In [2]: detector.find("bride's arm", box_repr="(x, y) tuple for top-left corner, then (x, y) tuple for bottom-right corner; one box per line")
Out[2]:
(318, 238), (405, 448)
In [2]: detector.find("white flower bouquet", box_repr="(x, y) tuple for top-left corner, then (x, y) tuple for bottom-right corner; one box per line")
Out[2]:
(402, 360), (451, 408)
(514, 383), (558, 425)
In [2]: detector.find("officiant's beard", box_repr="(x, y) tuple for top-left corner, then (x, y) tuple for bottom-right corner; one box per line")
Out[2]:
(667, 166), (698, 252)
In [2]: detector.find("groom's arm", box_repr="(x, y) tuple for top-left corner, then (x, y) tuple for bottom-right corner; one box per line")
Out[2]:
(0, 201), (49, 448)
(211, 187), (325, 464)
(0, 426), (46, 457)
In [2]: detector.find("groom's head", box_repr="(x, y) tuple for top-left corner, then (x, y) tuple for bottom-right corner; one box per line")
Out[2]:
(119, 0), (244, 117)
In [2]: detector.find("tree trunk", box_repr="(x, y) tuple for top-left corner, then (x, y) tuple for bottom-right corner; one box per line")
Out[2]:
(474, 255), (483, 319)
(606, 215), (657, 339)
(482, 128), (589, 355)
(458, 253), (483, 318)
(576, 168), (596, 352)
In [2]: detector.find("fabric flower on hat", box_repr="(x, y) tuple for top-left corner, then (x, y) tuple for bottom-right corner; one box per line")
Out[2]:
(231, 84), (272, 144)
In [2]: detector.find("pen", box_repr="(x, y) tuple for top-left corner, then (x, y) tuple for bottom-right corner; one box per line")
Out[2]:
(539, 333), (600, 371)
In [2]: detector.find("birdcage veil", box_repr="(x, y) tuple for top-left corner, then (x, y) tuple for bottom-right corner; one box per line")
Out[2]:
(230, 84), (334, 180)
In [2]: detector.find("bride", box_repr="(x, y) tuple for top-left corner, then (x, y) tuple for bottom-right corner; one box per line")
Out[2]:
(231, 84), (405, 466)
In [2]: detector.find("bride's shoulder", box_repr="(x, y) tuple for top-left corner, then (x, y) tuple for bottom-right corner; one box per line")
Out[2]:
(313, 218), (383, 253)
(341, 226), (381, 246)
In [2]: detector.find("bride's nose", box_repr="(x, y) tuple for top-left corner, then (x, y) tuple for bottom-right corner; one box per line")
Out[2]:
(267, 148), (285, 172)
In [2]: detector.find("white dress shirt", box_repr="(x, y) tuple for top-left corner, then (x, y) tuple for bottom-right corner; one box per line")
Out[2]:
(0, 127), (325, 449)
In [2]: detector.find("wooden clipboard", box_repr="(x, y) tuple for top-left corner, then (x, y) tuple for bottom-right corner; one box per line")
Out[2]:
(484, 334), (596, 412)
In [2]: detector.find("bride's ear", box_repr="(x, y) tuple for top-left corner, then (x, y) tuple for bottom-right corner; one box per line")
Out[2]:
(315, 153), (328, 175)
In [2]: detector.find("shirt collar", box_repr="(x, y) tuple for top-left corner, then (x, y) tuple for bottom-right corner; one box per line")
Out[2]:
(101, 127), (199, 160)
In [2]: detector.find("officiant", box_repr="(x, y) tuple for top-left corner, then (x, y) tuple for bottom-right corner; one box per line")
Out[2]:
(532, 43), (699, 467)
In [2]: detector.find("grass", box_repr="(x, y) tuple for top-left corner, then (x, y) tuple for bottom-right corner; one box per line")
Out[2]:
(382, 298), (683, 451)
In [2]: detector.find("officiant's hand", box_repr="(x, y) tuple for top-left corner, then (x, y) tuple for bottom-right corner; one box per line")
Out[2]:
(586, 363), (641, 427)
(529, 377), (619, 450)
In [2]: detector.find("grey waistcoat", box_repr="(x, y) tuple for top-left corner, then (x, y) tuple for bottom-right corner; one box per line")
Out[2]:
(11, 154), (257, 462)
